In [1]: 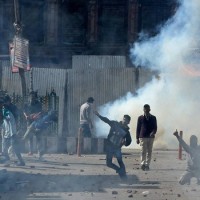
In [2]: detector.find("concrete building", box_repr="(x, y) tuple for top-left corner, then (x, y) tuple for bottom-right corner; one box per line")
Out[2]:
(0, 0), (175, 66)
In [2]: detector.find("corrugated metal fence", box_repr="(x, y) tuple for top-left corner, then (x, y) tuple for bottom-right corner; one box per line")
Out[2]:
(0, 58), (155, 140)
(72, 55), (126, 69)
(67, 67), (138, 136)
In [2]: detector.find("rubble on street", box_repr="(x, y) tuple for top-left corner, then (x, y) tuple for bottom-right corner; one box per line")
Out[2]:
(0, 149), (199, 200)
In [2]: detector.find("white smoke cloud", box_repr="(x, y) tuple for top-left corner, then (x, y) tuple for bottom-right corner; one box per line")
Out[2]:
(95, 0), (200, 148)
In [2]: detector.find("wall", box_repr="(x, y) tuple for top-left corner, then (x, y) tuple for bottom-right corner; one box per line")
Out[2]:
(0, 58), (155, 145)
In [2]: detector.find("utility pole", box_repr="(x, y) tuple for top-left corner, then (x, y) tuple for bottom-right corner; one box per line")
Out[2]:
(13, 0), (27, 101)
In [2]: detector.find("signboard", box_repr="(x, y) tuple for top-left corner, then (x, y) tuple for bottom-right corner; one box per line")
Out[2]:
(9, 36), (30, 73)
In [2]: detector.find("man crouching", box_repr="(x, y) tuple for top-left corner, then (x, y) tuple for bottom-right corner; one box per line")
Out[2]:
(173, 130), (200, 185)
(94, 111), (132, 180)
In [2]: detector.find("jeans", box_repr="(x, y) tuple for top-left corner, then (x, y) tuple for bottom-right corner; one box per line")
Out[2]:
(25, 123), (45, 157)
(2, 135), (25, 164)
(80, 124), (91, 137)
(106, 144), (126, 176)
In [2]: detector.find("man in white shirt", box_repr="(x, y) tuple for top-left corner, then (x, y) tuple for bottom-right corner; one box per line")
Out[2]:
(80, 97), (94, 137)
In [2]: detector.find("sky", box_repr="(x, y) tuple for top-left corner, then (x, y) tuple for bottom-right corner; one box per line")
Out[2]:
(95, 0), (200, 149)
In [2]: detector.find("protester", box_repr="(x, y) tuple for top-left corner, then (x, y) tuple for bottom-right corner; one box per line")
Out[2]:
(1, 105), (25, 166)
(173, 130), (200, 185)
(80, 97), (94, 137)
(23, 91), (44, 160)
(136, 104), (157, 171)
(94, 111), (132, 180)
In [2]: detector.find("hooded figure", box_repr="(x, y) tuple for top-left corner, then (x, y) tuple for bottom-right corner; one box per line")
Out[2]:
(1, 107), (25, 166)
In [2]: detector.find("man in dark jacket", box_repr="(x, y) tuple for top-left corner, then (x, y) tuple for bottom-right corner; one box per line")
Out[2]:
(94, 111), (132, 180)
(23, 91), (43, 158)
(136, 104), (157, 171)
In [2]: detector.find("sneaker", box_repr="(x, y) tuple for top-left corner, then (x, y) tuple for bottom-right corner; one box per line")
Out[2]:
(145, 166), (150, 171)
(117, 169), (127, 180)
(141, 165), (146, 171)
(120, 174), (128, 181)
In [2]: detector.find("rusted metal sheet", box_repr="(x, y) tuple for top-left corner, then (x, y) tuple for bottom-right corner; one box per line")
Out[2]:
(72, 55), (126, 69)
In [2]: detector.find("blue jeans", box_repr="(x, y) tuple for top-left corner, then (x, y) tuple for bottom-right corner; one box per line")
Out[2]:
(106, 144), (126, 176)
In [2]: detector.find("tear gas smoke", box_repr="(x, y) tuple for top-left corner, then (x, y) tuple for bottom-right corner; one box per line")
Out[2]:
(95, 0), (200, 149)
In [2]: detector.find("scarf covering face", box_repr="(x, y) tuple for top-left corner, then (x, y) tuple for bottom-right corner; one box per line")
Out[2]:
(2, 108), (17, 138)
(2, 107), (10, 120)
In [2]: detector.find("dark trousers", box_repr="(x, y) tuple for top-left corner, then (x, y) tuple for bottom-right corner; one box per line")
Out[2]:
(80, 124), (91, 137)
(2, 135), (25, 164)
(29, 134), (45, 157)
(106, 144), (126, 176)
(26, 122), (45, 157)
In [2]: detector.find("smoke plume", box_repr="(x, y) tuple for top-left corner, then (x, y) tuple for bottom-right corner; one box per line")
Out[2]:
(95, 0), (200, 148)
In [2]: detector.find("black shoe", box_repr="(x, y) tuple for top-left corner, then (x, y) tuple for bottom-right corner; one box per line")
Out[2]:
(120, 174), (128, 181)
(145, 166), (150, 171)
(141, 165), (146, 171)
(118, 171), (127, 180)
(117, 169), (127, 180)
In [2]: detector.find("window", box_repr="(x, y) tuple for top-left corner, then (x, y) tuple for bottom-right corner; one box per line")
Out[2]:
(20, 0), (45, 44)
(60, 0), (87, 45)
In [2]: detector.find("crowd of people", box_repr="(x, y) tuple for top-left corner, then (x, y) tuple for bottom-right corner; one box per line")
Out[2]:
(0, 91), (57, 166)
(80, 96), (200, 184)
(0, 94), (199, 185)
(80, 97), (157, 178)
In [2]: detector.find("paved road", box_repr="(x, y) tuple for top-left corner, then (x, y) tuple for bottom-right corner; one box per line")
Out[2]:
(0, 149), (199, 200)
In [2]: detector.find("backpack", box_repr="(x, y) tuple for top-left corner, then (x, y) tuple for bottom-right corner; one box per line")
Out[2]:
(109, 121), (127, 147)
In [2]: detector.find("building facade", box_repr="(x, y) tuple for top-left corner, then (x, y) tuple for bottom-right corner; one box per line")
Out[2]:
(0, 0), (176, 67)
